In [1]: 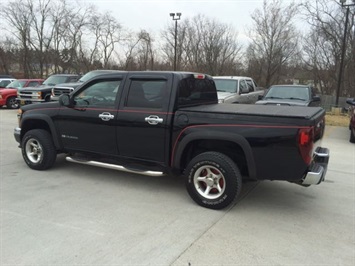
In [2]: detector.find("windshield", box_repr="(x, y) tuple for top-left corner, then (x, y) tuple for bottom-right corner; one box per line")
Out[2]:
(6, 80), (26, 89)
(214, 79), (238, 93)
(43, 76), (69, 86)
(265, 86), (309, 101)
(79, 71), (101, 82)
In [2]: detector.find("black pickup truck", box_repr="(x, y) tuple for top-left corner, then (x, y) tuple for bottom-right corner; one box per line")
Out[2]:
(14, 71), (329, 209)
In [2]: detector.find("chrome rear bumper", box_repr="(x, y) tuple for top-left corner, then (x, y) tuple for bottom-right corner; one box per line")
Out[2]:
(302, 147), (329, 185)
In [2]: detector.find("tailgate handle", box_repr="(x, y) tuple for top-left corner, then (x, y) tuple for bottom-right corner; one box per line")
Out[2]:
(145, 115), (163, 125)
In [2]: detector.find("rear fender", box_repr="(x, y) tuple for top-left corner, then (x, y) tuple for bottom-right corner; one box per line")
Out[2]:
(172, 131), (256, 179)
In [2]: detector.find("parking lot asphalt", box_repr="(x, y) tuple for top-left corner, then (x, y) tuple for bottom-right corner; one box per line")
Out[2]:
(1, 108), (354, 265)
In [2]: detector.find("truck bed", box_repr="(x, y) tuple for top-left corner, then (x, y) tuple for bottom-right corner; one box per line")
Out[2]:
(179, 104), (325, 126)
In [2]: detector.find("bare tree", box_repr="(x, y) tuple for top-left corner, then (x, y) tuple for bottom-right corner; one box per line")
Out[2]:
(0, 38), (18, 75)
(302, 28), (338, 95)
(161, 14), (242, 75)
(247, 0), (300, 87)
(48, 0), (70, 73)
(65, 4), (95, 73)
(27, 0), (55, 77)
(89, 12), (122, 69)
(120, 32), (140, 70)
(136, 30), (155, 70)
(302, 0), (355, 98)
(2, 0), (34, 77)
(118, 30), (155, 70)
(161, 18), (189, 71)
(1, 0), (101, 75)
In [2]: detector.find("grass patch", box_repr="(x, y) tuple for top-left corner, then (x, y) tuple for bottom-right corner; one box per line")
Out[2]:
(325, 113), (349, 127)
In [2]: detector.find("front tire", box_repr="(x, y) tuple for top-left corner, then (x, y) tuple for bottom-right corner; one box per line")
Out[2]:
(6, 96), (19, 109)
(21, 129), (57, 170)
(185, 152), (242, 210)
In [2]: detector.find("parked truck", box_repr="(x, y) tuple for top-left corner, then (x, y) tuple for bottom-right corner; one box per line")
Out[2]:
(17, 74), (80, 105)
(14, 71), (329, 209)
(213, 76), (264, 104)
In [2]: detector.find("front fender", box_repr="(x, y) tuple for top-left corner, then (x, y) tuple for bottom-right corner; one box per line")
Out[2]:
(20, 114), (61, 149)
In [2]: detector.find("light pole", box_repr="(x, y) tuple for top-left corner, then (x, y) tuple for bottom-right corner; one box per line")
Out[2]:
(169, 12), (182, 71)
(336, 0), (355, 106)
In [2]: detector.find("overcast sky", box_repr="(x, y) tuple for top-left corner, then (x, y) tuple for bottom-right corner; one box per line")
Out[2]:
(83, 0), (296, 44)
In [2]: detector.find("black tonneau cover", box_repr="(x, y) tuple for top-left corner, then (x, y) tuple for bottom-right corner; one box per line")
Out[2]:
(181, 103), (324, 120)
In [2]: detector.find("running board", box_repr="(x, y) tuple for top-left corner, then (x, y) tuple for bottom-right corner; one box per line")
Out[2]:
(66, 156), (165, 177)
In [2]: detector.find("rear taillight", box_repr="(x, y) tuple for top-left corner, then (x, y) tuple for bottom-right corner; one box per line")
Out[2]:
(298, 128), (314, 165)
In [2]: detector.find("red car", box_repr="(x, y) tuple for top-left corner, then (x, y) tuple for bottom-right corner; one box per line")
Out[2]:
(0, 79), (44, 109)
(346, 98), (355, 143)
(0, 88), (19, 109)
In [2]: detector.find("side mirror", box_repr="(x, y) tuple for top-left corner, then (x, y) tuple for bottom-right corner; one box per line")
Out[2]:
(312, 95), (321, 102)
(258, 95), (263, 100)
(59, 94), (71, 107)
(346, 98), (355, 106)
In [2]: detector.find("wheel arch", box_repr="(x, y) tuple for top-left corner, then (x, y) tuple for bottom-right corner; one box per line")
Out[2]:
(20, 115), (61, 149)
(44, 93), (51, 102)
(173, 131), (256, 179)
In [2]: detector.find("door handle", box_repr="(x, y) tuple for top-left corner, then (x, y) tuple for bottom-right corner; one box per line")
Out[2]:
(145, 115), (163, 125)
(99, 112), (114, 121)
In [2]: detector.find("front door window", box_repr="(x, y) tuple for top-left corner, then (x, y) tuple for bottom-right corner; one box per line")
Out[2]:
(74, 80), (121, 108)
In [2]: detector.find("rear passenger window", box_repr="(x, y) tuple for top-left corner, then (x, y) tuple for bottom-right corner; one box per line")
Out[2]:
(125, 80), (167, 109)
(239, 80), (248, 93)
(246, 80), (255, 92)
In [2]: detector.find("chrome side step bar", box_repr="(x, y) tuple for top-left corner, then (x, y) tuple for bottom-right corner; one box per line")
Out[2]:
(66, 156), (165, 177)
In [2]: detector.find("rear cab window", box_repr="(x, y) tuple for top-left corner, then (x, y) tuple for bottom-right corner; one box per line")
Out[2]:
(177, 75), (217, 108)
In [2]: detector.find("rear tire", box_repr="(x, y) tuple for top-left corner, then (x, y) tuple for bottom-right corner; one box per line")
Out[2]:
(21, 129), (57, 170)
(185, 151), (242, 210)
(350, 128), (355, 143)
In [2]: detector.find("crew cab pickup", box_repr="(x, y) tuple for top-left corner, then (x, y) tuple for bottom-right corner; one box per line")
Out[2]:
(214, 76), (264, 104)
(17, 74), (80, 105)
(14, 71), (330, 209)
